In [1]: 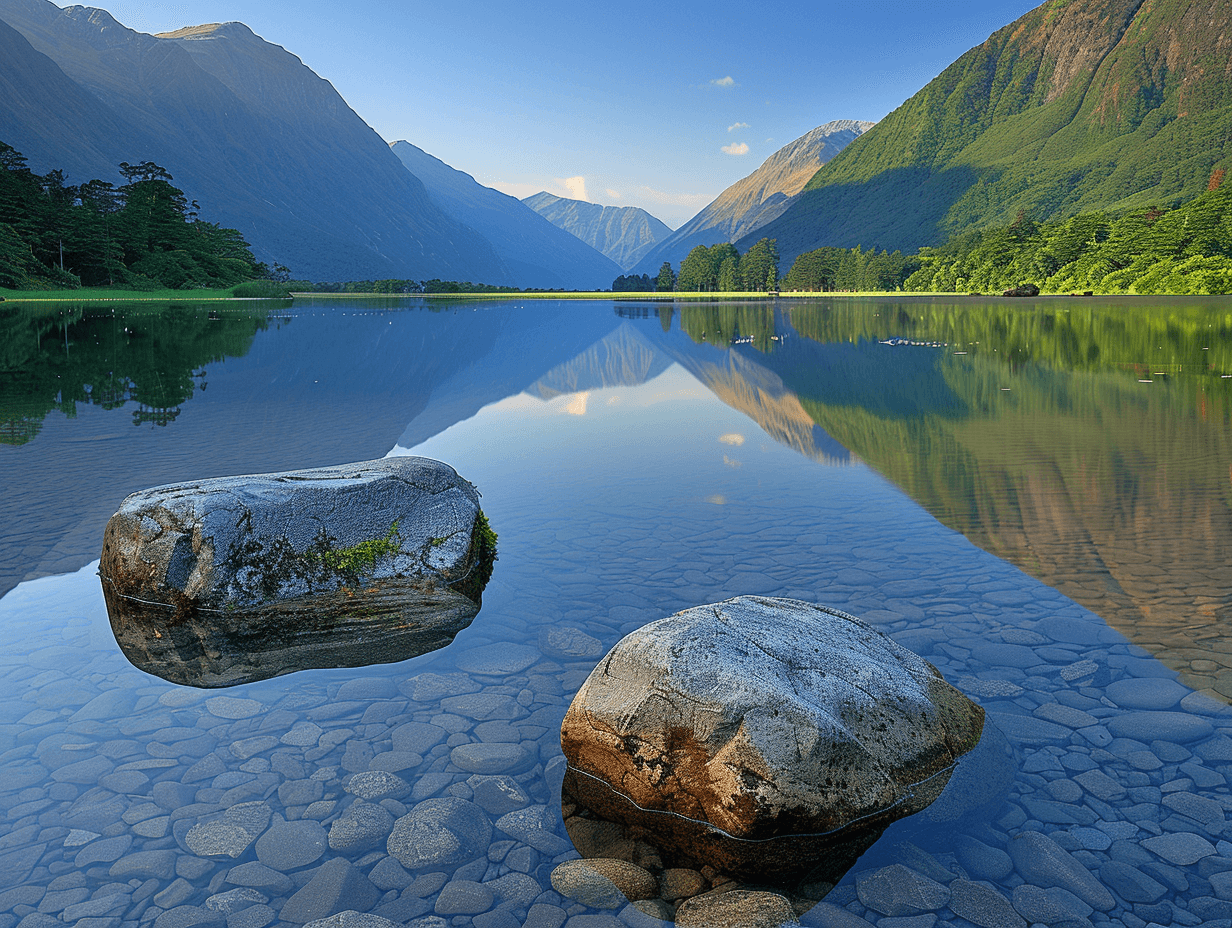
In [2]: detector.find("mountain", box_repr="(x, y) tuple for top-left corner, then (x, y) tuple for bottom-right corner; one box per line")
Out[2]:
(389, 142), (622, 290)
(522, 193), (673, 271)
(746, 0), (1232, 266)
(0, 1), (509, 283)
(632, 120), (872, 275)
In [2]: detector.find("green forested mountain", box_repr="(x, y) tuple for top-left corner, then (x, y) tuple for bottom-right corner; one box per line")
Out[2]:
(746, 0), (1232, 266)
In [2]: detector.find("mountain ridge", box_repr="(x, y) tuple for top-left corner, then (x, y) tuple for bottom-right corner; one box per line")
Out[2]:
(632, 119), (872, 275)
(0, 0), (511, 283)
(390, 141), (622, 289)
(744, 0), (1232, 265)
(521, 193), (673, 271)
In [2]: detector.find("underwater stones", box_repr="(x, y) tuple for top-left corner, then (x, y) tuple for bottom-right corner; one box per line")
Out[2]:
(99, 457), (495, 687)
(549, 859), (658, 909)
(675, 891), (799, 927)
(560, 597), (984, 885)
(386, 798), (493, 871)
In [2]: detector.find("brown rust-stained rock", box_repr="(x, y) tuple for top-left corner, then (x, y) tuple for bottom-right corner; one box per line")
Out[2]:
(100, 456), (496, 687)
(560, 596), (984, 885)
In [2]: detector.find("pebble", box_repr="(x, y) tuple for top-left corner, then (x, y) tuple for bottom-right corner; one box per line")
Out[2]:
(386, 799), (492, 871)
(856, 865), (951, 917)
(676, 890), (799, 926)
(253, 819), (328, 870)
(1141, 832), (1217, 865)
(1005, 832), (1116, 910)
(549, 859), (657, 909)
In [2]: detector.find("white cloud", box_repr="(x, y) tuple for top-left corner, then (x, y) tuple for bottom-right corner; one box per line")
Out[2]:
(605, 188), (621, 200)
(719, 433), (745, 445)
(721, 142), (750, 156)
(560, 176), (589, 202)
(564, 392), (589, 416)
(711, 76), (736, 87)
(728, 122), (750, 132)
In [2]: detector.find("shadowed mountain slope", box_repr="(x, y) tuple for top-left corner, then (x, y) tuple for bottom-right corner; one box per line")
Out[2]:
(746, 0), (1232, 266)
(0, 1), (509, 283)
(522, 193), (674, 271)
(390, 142), (622, 290)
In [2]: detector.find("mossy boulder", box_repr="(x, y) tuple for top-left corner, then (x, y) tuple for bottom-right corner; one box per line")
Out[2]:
(100, 456), (495, 687)
(560, 596), (983, 887)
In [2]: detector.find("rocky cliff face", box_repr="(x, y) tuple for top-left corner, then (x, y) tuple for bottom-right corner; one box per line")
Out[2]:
(390, 142), (622, 290)
(522, 194), (673, 271)
(632, 120), (872, 275)
(0, 1), (509, 283)
(747, 0), (1232, 265)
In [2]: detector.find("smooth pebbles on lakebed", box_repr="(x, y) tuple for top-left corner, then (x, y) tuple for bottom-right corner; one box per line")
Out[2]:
(2, 476), (1232, 928)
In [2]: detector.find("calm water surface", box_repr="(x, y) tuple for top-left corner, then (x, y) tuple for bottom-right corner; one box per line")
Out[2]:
(1, 297), (1231, 927)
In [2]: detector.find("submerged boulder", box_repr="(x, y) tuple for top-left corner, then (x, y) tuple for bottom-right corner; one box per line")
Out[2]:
(560, 596), (984, 886)
(100, 456), (496, 687)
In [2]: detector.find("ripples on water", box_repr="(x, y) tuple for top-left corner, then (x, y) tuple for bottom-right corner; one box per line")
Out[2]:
(1, 296), (1231, 926)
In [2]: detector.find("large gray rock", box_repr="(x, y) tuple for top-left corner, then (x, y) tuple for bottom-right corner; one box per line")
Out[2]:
(100, 457), (496, 686)
(560, 597), (984, 885)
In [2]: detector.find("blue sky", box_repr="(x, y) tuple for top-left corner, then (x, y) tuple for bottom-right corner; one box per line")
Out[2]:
(84, 0), (1041, 227)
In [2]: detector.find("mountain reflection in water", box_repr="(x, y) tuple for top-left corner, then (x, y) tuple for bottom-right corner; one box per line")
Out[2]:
(654, 298), (1232, 700)
(1, 296), (1229, 701)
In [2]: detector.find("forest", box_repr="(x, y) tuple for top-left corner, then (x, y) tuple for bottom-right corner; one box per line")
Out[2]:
(777, 175), (1232, 295)
(0, 142), (269, 291)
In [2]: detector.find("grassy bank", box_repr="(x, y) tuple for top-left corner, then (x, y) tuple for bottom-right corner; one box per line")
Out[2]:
(0, 283), (292, 303)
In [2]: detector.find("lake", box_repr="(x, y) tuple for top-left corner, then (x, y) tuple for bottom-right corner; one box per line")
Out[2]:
(1, 295), (1231, 928)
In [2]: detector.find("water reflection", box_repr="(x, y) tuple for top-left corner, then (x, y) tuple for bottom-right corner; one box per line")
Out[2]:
(0, 303), (276, 443)
(2, 298), (1231, 925)
(651, 299), (1232, 700)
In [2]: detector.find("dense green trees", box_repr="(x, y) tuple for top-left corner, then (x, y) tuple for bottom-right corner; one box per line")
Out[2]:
(611, 273), (654, 292)
(657, 238), (780, 292)
(0, 142), (268, 291)
(904, 184), (1232, 295)
(775, 181), (1232, 295)
(781, 246), (920, 292)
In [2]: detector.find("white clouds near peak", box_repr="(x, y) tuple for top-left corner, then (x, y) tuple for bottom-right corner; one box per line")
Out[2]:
(710, 76), (736, 87)
(721, 142), (750, 155)
(728, 122), (750, 132)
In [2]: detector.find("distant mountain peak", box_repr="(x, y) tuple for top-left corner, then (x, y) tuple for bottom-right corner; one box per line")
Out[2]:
(521, 194), (673, 271)
(630, 119), (872, 275)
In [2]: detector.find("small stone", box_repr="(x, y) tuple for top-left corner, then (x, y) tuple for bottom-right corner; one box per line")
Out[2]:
(659, 868), (706, 901)
(206, 697), (265, 720)
(224, 863), (293, 895)
(857, 865), (950, 917)
(466, 776), (531, 816)
(450, 743), (534, 775)
(1006, 831), (1116, 911)
(947, 879), (1025, 928)
(281, 723), (324, 747)
(434, 880), (494, 916)
(1104, 678), (1188, 710)
(280, 859), (382, 924)
(550, 859), (658, 909)
(386, 798), (493, 871)
(538, 627), (604, 660)
(153, 906), (225, 928)
(346, 772), (411, 802)
(1098, 860), (1167, 903)
(494, 805), (573, 856)
(1141, 831), (1217, 865)
(329, 802), (394, 853)
(253, 819), (328, 871)
(676, 890), (799, 927)
(302, 911), (399, 928)
(205, 889), (268, 915)
(455, 643), (541, 675)
(1106, 712), (1214, 744)
(955, 836), (1013, 882)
